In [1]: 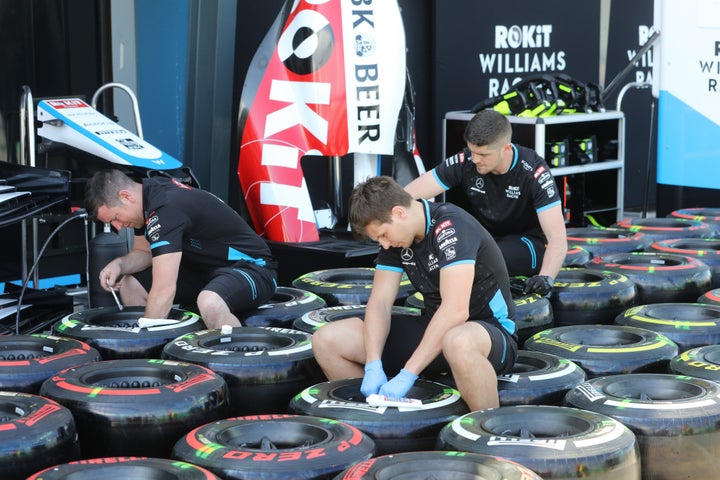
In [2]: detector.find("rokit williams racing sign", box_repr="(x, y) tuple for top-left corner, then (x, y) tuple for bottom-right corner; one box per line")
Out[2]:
(237, 0), (406, 242)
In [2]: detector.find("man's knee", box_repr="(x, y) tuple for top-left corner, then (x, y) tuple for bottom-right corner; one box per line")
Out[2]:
(443, 323), (490, 359)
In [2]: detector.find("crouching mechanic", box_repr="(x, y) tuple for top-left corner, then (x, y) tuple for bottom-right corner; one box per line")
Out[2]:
(84, 169), (278, 329)
(312, 176), (517, 411)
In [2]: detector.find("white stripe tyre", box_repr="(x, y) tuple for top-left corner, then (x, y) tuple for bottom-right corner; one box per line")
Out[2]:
(27, 457), (221, 480)
(586, 252), (712, 304)
(171, 414), (375, 480)
(611, 217), (712, 242)
(436, 405), (641, 479)
(292, 304), (421, 334)
(564, 373), (720, 480)
(524, 325), (679, 378)
(649, 237), (720, 288)
(334, 451), (543, 480)
(564, 245), (592, 267)
(668, 345), (720, 382)
(287, 378), (469, 455)
(566, 226), (652, 257)
(52, 306), (204, 359)
(0, 392), (80, 480)
(0, 334), (100, 394)
(162, 326), (325, 416)
(39, 358), (230, 459)
(237, 286), (327, 328)
(498, 350), (586, 406)
(615, 303), (720, 350)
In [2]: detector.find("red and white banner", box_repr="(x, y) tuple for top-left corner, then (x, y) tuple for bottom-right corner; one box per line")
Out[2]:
(237, 0), (406, 242)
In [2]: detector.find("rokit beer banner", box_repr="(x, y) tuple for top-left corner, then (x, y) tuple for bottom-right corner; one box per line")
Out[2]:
(237, 0), (406, 242)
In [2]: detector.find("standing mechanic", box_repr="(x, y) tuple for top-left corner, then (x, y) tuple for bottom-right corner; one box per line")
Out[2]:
(404, 109), (567, 295)
(84, 169), (278, 329)
(312, 176), (517, 411)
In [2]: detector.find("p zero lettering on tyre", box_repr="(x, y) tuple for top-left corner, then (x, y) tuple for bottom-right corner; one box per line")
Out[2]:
(27, 457), (221, 480)
(172, 414), (375, 480)
(524, 324), (679, 378)
(162, 326), (326, 416)
(564, 373), (720, 480)
(51, 306), (204, 359)
(237, 286), (327, 328)
(668, 345), (720, 381)
(292, 305), (421, 334)
(436, 405), (641, 480)
(649, 238), (720, 288)
(0, 334), (100, 394)
(566, 226), (652, 257)
(38, 358), (230, 459)
(288, 378), (469, 456)
(611, 217), (711, 242)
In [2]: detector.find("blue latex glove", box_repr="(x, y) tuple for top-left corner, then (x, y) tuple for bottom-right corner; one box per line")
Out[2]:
(378, 369), (418, 398)
(361, 360), (388, 397)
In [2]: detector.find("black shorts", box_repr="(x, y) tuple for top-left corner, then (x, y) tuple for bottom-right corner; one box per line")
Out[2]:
(495, 233), (546, 277)
(379, 313), (518, 377)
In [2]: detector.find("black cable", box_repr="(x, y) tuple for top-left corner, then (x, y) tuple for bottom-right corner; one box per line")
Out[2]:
(14, 209), (88, 335)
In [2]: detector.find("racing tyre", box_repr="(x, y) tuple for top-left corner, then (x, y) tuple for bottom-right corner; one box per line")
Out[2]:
(291, 267), (415, 306)
(39, 358), (230, 458)
(288, 378), (469, 455)
(668, 345), (720, 381)
(27, 457), (221, 480)
(52, 306), (204, 359)
(549, 267), (638, 326)
(172, 414), (375, 480)
(335, 451), (543, 480)
(0, 392), (79, 480)
(436, 405), (641, 480)
(649, 237), (720, 288)
(0, 334), (100, 393)
(498, 350), (586, 406)
(162, 326), (325, 416)
(238, 286), (327, 328)
(524, 325), (679, 378)
(698, 288), (720, 305)
(611, 217), (711, 241)
(564, 245), (592, 266)
(564, 373), (720, 480)
(404, 291), (424, 309)
(586, 252), (712, 304)
(566, 226), (653, 256)
(292, 305), (421, 334)
(669, 207), (720, 234)
(615, 303), (720, 350)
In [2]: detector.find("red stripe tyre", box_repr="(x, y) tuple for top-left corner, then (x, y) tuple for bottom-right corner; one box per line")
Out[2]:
(611, 217), (711, 241)
(172, 414), (375, 480)
(162, 326), (325, 416)
(52, 306), (204, 359)
(668, 345), (720, 381)
(649, 237), (720, 288)
(669, 207), (720, 233)
(564, 245), (592, 266)
(586, 252), (712, 304)
(699, 288), (720, 305)
(566, 226), (652, 257)
(334, 451), (543, 480)
(436, 405), (641, 480)
(291, 268), (415, 306)
(237, 286), (327, 328)
(38, 358), (230, 459)
(27, 457), (221, 480)
(615, 303), (720, 350)
(288, 378), (469, 455)
(0, 392), (79, 480)
(0, 334), (100, 394)
(292, 305), (421, 334)
(498, 350), (586, 406)
(564, 373), (720, 480)
(524, 325), (679, 378)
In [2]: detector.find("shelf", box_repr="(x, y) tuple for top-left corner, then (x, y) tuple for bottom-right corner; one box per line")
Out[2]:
(551, 160), (622, 176)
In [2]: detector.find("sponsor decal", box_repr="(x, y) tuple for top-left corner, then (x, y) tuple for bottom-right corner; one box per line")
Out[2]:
(146, 213), (159, 226)
(444, 245), (456, 261)
(401, 248), (414, 261)
(438, 236), (458, 250)
(436, 227), (456, 242)
(505, 185), (520, 199)
(435, 220), (452, 235)
(538, 172), (552, 183)
(521, 159), (532, 170)
(533, 165), (546, 179)
(471, 177), (486, 193)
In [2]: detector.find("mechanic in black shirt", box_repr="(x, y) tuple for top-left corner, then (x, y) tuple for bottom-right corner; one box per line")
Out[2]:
(404, 109), (567, 295)
(84, 169), (277, 329)
(312, 175), (517, 411)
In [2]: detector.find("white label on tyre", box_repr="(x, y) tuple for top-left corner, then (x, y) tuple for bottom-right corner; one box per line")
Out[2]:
(487, 436), (567, 450)
(575, 382), (604, 402)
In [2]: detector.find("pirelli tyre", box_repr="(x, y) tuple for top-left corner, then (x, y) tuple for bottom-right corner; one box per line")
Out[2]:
(292, 305), (421, 334)
(162, 326), (325, 416)
(649, 237), (720, 288)
(172, 414), (375, 480)
(698, 288), (720, 305)
(566, 226), (653, 257)
(51, 306), (204, 359)
(334, 451), (543, 480)
(586, 252), (712, 304)
(564, 373), (720, 480)
(287, 378), (469, 455)
(237, 286), (327, 328)
(611, 217), (712, 242)
(291, 267), (415, 306)
(0, 334), (100, 394)
(669, 207), (720, 235)
(39, 358), (230, 459)
(564, 245), (592, 267)
(668, 345), (720, 382)
(498, 350), (586, 406)
(615, 303), (720, 350)
(27, 457), (221, 480)
(436, 405), (641, 480)
(524, 325), (679, 378)
(549, 267), (638, 326)
(0, 392), (80, 480)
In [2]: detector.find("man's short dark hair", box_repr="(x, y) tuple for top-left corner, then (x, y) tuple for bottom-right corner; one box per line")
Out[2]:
(464, 109), (512, 147)
(84, 169), (136, 219)
(348, 176), (413, 240)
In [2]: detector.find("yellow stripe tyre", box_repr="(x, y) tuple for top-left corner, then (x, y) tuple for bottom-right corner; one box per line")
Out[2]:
(649, 238), (720, 288)
(566, 226), (652, 257)
(611, 217), (711, 242)
(27, 457), (221, 480)
(237, 286), (327, 328)
(668, 345), (720, 382)
(524, 325), (679, 378)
